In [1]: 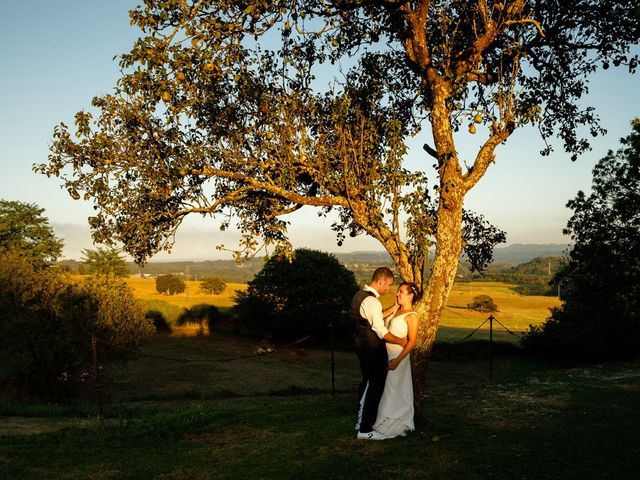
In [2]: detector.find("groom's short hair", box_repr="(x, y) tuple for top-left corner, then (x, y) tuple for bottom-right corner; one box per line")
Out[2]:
(372, 267), (394, 282)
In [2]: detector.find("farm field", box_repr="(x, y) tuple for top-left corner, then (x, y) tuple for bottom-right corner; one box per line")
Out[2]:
(126, 276), (560, 343)
(125, 276), (247, 310)
(438, 281), (561, 342)
(124, 276), (247, 330)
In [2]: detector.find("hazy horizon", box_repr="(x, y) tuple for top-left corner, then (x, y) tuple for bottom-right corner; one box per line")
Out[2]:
(53, 219), (570, 262)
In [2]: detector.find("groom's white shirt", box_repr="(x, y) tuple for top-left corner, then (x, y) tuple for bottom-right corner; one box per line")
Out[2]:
(359, 285), (389, 340)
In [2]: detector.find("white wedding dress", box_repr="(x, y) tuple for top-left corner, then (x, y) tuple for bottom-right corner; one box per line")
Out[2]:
(373, 311), (415, 438)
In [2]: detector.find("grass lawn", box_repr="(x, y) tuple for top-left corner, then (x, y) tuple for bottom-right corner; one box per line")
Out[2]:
(1, 332), (638, 480)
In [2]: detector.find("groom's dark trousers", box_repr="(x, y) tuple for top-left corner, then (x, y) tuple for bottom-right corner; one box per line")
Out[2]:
(351, 289), (388, 433)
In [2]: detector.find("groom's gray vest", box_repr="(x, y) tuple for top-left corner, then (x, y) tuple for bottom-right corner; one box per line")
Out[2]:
(350, 289), (383, 350)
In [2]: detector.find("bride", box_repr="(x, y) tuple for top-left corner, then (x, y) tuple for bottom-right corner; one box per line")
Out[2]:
(373, 281), (421, 438)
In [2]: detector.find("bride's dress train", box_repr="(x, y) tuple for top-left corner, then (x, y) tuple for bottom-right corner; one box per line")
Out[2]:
(373, 311), (415, 438)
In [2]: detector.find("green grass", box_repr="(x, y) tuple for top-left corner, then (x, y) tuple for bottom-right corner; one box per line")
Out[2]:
(1, 333), (639, 479)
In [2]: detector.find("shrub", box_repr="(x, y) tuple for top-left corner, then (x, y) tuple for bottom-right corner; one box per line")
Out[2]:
(84, 275), (154, 356)
(145, 309), (172, 334)
(0, 252), (153, 398)
(176, 304), (221, 334)
(200, 277), (226, 294)
(0, 254), (96, 398)
(156, 274), (186, 295)
(233, 249), (358, 343)
(467, 294), (498, 312)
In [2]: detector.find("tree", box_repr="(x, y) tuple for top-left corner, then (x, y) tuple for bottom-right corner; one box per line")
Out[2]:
(467, 294), (498, 313)
(200, 276), (227, 294)
(155, 274), (186, 295)
(522, 119), (640, 361)
(38, 1), (639, 415)
(0, 251), (152, 398)
(81, 247), (130, 277)
(0, 200), (63, 265)
(233, 249), (358, 343)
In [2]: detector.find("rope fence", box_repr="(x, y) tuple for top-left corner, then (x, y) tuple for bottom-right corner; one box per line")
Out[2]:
(455, 314), (524, 380)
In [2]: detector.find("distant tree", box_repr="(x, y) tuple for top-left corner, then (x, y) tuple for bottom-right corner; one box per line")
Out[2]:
(200, 277), (226, 295)
(234, 249), (358, 343)
(467, 294), (498, 313)
(155, 274), (186, 295)
(0, 200), (63, 265)
(523, 119), (640, 361)
(82, 247), (130, 277)
(39, 0), (640, 415)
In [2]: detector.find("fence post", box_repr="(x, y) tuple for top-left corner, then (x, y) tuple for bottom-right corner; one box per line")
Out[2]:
(488, 315), (494, 381)
(91, 335), (104, 423)
(330, 321), (335, 398)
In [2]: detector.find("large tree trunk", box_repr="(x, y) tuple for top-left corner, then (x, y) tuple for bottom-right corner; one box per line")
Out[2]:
(410, 192), (464, 421)
(410, 74), (465, 421)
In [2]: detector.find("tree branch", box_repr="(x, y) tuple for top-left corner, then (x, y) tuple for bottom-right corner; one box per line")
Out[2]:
(462, 127), (512, 193)
(200, 166), (350, 209)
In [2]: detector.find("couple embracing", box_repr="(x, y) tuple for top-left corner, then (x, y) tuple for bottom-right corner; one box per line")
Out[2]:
(352, 267), (421, 440)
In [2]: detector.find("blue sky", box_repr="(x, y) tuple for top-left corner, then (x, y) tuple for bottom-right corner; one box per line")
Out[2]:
(1, 1), (639, 261)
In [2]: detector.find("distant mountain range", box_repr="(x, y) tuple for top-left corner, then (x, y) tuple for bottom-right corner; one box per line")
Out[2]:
(101, 244), (569, 282)
(334, 243), (570, 266)
(489, 243), (569, 264)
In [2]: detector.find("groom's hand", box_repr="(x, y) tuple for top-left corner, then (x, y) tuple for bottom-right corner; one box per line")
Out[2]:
(388, 358), (401, 370)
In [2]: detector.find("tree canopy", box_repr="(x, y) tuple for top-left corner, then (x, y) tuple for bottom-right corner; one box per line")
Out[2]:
(156, 273), (187, 295)
(200, 276), (226, 294)
(0, 200), (63, 265)
(37, 0), (640, 413)
(467, 294), (498, 313)
(233, 248), (358, 342)
(523, 119), (640, 361)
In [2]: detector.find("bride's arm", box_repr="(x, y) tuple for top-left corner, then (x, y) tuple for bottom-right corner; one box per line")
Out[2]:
(388, 313), (418, 371)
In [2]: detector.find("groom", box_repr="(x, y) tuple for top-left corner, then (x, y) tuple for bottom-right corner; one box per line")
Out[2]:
(352, 267), (407, 440)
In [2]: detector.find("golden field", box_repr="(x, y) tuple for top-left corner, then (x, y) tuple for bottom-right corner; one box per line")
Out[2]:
(124, 276), (560, 343)
(377, 281), (560, 342)
(125, 275), (247, 309)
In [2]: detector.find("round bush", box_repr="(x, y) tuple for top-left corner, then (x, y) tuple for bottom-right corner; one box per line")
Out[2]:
(233, 249), (358, 343)
(176, 304), (221, 333)
(145, 309), (172, 334)
(467, 294), (498, 313)
(156, 274), (186, 295)
(200, 277), (226, 294)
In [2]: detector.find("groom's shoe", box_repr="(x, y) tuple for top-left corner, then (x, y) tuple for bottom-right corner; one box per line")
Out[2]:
(357, 430), (385, 440)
